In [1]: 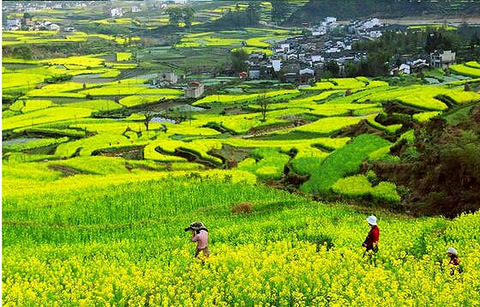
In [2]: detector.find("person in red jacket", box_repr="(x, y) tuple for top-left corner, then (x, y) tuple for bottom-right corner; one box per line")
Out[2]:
(362, 215), (379, 256)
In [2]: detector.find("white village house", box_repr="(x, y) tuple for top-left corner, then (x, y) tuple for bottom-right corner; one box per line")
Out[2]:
(46, 23), (60, 31)
(430, 50), (456, 69)
(157, 71), (178, 86)
(6, 19), (21, 30)
(270, 59), (282, 72)
(110, 8), (124, 18)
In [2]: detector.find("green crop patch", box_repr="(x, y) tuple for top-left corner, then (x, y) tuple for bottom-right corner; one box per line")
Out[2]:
(332, 174), (401, 203)
(292, 116), (367, 135)
(9, 100), (55, 113)
(63, 100), (123, 111)
(119, 96), (178, 107)
(193, 90), (301, 106)
(116, 52), (132, 62)
(238, 148), (290, 180)
(449, 64), (480, 77)
(3, 107), (94, 131)
(300, 134), (391, 194)
(80, 86), (183, 97)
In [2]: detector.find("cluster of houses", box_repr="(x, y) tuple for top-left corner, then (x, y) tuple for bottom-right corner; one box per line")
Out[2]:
(307, 17), (383, 39)
(2, 1), (87, 13)
(390, 50), (456, 75)
(244, 16), (458, 83)
(241, 17), (390, 83)
(309, 17), (338, 36)
(345, 18), (383, 39)
(103, 6), (143, 18)
(245, 29), (367, 83)
(2, 1), (88, 31)
(106, 0), (190, 18)
(4, 15), (62, 31)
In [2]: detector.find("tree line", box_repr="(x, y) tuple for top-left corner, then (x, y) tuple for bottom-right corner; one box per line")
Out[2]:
(211, 3), (261, 29)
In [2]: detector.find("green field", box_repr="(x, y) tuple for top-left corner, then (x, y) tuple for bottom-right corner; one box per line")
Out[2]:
(3, 72), (479, 201)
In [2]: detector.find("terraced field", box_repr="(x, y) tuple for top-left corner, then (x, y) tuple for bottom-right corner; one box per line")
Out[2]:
(4, 68), (480, 204)
(450, 63), (480, 78)
(175, 28), (297, 55)
(2, 30), (140, 46)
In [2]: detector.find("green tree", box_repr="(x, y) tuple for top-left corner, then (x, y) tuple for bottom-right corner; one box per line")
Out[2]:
(166, 7), (183, 26)
(469, 32), (480, 50)
(143, 112), (155, 131)
(257, 93), (268, 122)
(373, 106), (480, 216)
(324, 61), (340, 77)
(183, 7), (195, 28)
(358, 51), (390, 76)
(231, 49), (249, 73)
(344, 61), (360, 77)
(246, 3), (261, 26)
(271, 0), (289, 23)
(425, 30), (454, 53)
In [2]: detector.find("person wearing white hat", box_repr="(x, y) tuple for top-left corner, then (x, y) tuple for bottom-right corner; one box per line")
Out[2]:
(447, 247), (459, 265)
(362, 215), (379, 256)
(447, 247), (463, 275)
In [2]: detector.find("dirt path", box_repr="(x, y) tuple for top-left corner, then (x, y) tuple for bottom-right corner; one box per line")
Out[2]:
(380, 15), (480, 26)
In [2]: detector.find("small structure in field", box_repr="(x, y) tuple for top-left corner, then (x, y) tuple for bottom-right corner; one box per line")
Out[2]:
(239, 71), (247, 80)
(185, 82), (204, 99)
(45, 22), (60, 31)
(248, 66), (261, 80)
(157, 71), (178, 87)
(299, 68), (315, 83)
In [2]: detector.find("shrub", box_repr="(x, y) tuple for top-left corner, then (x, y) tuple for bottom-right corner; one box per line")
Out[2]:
(231, 202), (253, 214)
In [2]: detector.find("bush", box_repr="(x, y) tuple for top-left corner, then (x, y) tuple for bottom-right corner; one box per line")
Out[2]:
(45, 75), (73, 84)
(231, 202), (253, 214)
(373, 107), (480, 216)
(12, 45), (32, 60)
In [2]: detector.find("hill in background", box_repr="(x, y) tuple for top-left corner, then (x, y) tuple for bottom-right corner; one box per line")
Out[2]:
(287, 0), (480, 24)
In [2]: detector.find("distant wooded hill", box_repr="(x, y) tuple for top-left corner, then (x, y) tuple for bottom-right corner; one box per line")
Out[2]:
(286, 0), (480, 24)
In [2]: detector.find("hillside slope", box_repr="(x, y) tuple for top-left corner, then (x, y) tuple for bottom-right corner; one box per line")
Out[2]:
(286, 0), (480, 24)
